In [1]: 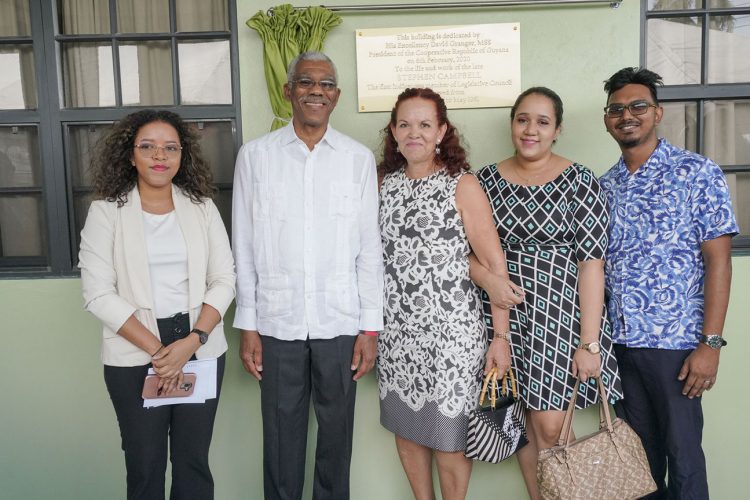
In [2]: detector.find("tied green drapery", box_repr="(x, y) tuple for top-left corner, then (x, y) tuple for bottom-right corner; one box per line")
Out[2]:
(247, 4), (342, 131)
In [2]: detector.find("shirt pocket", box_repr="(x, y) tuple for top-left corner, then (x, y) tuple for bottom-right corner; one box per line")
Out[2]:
(325, 274), (358, 319)
(257, 274), (292, 319)
(328, 182), (361, 219)
(253, 183), (287, 221)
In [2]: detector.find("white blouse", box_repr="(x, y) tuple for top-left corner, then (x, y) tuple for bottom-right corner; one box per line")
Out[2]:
(143, 210), (189, 319)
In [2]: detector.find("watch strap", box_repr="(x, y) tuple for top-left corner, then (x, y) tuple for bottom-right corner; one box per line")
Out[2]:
(698, 334), (727, 349)
(191, 327), (209, 344)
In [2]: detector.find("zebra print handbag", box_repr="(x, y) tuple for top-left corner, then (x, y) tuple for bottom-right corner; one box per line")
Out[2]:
(465, 367), (528, 463)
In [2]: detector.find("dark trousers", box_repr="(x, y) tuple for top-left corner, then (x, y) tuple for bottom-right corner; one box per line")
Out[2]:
(613, 345), (708, 500)
(104, 313), (225, 500)
(259, 334), (358, 500)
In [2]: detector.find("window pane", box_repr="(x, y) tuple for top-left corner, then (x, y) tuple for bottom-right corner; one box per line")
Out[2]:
(117, 0), (169, 33)
(213, 189), (232, 234)
(708, 14), (750, 83)
(647, 17), (703, 85)
(658, 102), (698, 151)
(120, 41), (174, 106)
(648, 0), (701, 10)
(0, 194), (46, 258)
(0, 0), (31, 36)
(178, 40), (231, 104)
(67, 124), (111, 188)
(58, 0), (111, 35)
(709, 0), (750, 6)
(725, 172), (750, 236)
(73, 191), (94, 257)
(176, 0), (229, 32)
(704, 100), (750, 165)
(0, 126), (42, 188)
(0, 45), (36, 109)
(61, 42), (116, 107)
(192, 121), (235, 184)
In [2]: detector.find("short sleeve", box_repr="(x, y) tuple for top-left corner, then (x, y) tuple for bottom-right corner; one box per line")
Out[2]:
(571, 166), (609, 262)
(690, 159), (739, 242)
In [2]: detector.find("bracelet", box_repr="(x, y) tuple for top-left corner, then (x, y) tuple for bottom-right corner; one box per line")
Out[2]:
(151, 345), (164, 357)
(492, 331), (512, 343)
(362, 330), (378, 337)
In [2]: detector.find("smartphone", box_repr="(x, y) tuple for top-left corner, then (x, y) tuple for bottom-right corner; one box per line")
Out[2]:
(142, 373), (197, 399)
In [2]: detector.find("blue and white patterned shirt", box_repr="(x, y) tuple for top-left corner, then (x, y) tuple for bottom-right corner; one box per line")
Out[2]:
(599, 139), (738, 350)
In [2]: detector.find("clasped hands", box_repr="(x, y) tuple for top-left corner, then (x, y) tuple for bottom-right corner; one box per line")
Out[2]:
(151, 336), (199, 395)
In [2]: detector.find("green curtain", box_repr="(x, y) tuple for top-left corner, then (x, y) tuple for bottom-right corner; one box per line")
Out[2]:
(247, 4), (342, 131)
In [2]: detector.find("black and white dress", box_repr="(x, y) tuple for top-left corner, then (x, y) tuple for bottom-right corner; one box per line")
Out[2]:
(476, 163), (623, 410)
(378, 169), (485, 452)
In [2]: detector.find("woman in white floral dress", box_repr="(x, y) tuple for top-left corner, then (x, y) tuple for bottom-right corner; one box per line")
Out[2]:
(377, 88), (518, 500)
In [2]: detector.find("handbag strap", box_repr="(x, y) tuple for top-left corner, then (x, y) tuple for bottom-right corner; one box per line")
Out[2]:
(557, 376), (614, 447)
(500, 368), (519, 399)
(479, 368), (499, 408)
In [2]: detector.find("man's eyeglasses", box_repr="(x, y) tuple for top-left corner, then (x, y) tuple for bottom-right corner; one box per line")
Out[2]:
(604, 100), (658, 118)
(291, 78), (338, 91)
(134, 143), (182, 159)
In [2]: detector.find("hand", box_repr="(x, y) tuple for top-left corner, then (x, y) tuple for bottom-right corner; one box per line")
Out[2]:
(484, 338), (512, 376)
(152, 336), (198, 380)
(240, 330), (263, 380)
(678, 344), (720, 399)
(351, 334), (377, 381)
(571, 347), (601, 383)
(486, 275), (525, 310)
(157, 372), (183, 396)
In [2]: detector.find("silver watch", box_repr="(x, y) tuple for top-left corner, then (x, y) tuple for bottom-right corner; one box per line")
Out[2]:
(698, 334), (727, 350)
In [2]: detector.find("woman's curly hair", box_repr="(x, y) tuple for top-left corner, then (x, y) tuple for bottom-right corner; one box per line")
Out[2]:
(378, 88), (469, 178)
(91, 109), (215, 207)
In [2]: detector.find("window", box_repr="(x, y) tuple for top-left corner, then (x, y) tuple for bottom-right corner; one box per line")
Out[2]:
(0, 0), (241, 276)
(644, 0), (750, 251)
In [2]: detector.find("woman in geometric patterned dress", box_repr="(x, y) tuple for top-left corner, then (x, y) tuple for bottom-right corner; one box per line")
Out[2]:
(377, 88), (515, 500)
(471, 87), (623, 499)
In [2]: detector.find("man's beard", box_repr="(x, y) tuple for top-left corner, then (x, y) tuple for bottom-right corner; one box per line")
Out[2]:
(618, 137), (640, 149)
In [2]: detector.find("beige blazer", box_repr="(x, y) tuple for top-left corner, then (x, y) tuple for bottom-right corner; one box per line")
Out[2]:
(79, 185), (236, 367)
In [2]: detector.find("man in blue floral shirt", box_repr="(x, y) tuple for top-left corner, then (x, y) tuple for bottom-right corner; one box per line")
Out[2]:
(599, 67), (738, 499)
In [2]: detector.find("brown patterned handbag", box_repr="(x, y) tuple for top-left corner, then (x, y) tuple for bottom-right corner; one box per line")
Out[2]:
(537, 377), (657, 500)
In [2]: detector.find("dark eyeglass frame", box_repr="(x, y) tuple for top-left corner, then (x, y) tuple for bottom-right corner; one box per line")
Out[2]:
(291, 77), (338, 91)
(604, 100), (659, 118)
(134, 142), (183, 158)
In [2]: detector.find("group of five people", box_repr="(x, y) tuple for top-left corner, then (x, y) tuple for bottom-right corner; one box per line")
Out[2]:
(79, 51), (737, 500)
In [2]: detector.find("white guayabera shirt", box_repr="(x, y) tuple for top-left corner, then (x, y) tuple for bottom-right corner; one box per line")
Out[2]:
(232, 124), (384, 341)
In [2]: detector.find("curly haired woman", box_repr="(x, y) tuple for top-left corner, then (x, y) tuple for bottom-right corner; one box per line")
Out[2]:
(79, 109), (235, 500)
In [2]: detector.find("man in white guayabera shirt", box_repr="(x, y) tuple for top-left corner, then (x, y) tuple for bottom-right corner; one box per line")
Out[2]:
(231, 51), (383, 500)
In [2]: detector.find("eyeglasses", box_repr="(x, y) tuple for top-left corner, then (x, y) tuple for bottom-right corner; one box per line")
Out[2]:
(134, 142), (182, 159)
(604, 100), (658, 118)
(291, 77), (338, 91)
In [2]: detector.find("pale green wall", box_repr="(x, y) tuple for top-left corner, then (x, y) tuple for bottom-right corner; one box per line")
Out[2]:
(1, 1), (748, 499)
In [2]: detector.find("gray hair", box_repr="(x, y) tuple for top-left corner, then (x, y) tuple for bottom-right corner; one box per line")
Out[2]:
(286, 51), (338, 83)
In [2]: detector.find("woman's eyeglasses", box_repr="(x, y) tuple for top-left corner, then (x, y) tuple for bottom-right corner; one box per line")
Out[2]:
(134, 143), (182, 159)
(604, 100), (658, 118)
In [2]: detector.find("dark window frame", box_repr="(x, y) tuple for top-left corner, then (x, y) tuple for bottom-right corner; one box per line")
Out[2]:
(0, 0), (242, 277)
(642, 0), (750, 253)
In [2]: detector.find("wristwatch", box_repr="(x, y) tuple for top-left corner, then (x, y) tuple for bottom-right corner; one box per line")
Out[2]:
(580, 342), (601, 354)
(698, 334), (727, 350)
(191, 327), (209, 345)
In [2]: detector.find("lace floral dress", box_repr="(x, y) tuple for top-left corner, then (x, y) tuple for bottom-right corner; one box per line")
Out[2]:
(378, 168), (485, 452)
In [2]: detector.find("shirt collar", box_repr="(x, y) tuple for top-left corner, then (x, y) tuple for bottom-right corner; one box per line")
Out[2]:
(614, 137), (670, 181)
(280, 122), (341, 151)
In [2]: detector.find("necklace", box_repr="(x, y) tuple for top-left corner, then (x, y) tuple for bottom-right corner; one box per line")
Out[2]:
(512, 162), (551, 186)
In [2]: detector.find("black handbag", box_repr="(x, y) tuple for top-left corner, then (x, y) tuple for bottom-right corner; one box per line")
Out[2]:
(465, 367), (528, 463)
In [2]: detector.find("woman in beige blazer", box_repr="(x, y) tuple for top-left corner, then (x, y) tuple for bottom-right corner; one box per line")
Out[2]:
(79, 109), (235, 500)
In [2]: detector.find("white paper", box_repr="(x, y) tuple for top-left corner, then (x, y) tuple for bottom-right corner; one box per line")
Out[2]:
(143, 358), (218, 408)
